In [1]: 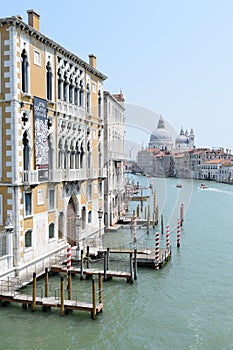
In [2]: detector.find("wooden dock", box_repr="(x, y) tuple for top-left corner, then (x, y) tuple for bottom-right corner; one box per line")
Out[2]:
(0, 273), (103, 319)
(51, 265), (133, 283)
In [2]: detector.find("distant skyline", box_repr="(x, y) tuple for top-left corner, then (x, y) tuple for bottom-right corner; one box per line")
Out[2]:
(2, 0), (233, 154)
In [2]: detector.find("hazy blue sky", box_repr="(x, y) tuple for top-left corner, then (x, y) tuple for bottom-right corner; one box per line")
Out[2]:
(2, 0), (233, 154)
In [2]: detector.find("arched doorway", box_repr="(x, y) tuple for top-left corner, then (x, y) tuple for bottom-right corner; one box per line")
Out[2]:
(67, 197), (76, 246)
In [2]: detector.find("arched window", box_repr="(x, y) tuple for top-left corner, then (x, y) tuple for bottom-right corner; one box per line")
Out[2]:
(46, 61), (53, 100)
(63, 72), (69, 102)
(21, 49), (29, 93)
(69, 77), (74, 104)
(74, 78), (79, 106)
(79, 80), (84, 107)
(57, 68), (63, 100)
(98, 90), (102, 118)
(49, 223), (55, 239)
(23, 131), (30, 171)
(86, 83), (90, 114)
(25, 230), (32, 248)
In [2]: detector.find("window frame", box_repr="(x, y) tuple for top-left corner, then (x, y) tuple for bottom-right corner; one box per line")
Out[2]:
(25, 229), (32, 249)
(24, 191), (32, 217)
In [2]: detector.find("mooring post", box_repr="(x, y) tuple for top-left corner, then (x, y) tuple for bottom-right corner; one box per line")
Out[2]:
(136, 204), (140, 218)
(155, 232), (160, 270)
(68, 271), (72, 300)
(161, 214), (164, 235)
(86, 246), (90, 269)
(166, 224), (170, 255)
(180, 203), (184, 227)
(32, 272), (36, 312)
(106, 247), (110, 270)
(104, 251), (107, 282)
(45, 267), (49, 298)
(147, 205), (150, 234)
(98, 273), (102, 304)
(60, 276), (65, 316)
(134, 248), (137, 280)
(141, 199), (143, 212)
(133, 210), (137, 242)
(177, 219), (181, 248)
(129, 252), (133, 284)
(92, 279), (97, 320)
(80, 249), (84, 280)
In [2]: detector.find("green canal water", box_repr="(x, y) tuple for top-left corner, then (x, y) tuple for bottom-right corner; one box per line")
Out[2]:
(1, 175), (233, 350)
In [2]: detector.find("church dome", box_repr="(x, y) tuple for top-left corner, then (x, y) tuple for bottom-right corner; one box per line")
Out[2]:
(149, 115), (173, 149)
(175, 127), (188, 145)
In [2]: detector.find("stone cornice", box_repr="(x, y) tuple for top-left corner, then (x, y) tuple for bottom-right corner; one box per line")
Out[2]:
(0, 16), (108, 81)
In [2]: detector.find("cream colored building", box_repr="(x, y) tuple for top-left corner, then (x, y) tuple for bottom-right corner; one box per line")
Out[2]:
(104, 91), (126, 227)
(0, 10), (107, 277)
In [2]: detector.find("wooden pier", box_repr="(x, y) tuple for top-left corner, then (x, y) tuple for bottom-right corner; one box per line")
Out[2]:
(0, 272), (103, 320)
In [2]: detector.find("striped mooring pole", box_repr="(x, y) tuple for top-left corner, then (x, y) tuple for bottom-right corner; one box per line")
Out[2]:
(180, 203), (184, 226)
(67, 244), (71, 282)
(166, 224), (170, 252)
(133, 210), (137, 242)
(177, 219), (181, 248)
(155, 231), (160, 270)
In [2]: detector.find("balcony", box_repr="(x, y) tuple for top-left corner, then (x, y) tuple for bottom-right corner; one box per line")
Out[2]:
(22, 170), (39, 185)
(98, 168), (107, 179)
(63, 168), (87, 181)
(87, 168), (97, 179)
(49, 169), (63, 182)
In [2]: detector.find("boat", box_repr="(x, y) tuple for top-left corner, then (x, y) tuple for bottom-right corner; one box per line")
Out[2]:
(199, 183), (208, 189)
(176, 183), (182, 188)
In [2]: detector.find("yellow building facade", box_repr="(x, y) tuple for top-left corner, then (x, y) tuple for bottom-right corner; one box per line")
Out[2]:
(0, 10), (107, 277)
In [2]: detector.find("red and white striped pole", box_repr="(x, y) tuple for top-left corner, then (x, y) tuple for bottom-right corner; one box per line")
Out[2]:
(180, 203), (184, 226)
(67, 244), (71, 282)
(155, 231), (160, 270)
(177, 219), (181, 248)
(166, 224), (170, 253)
(133, 210), (137, 242)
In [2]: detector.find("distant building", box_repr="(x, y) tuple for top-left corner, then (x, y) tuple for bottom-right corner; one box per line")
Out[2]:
(148, 115), (173, 150)
(104, 91), (126, 227)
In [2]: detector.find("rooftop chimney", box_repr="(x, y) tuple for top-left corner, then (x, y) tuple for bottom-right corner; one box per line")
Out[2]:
(88, 54), (96, 69)
(27, 9), (40, 31)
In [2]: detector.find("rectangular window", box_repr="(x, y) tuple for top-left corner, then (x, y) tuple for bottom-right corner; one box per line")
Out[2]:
(88, 183), (92, 201)
(34, 49), (41, 66)
(92, 82), (96, 93)
(24, 192), (32, 217)
(49, 188), (55, 211)
(99, 182), (102, 197)
(0, 195), (2, 225)
(25, 230), (32, 248)
(88, 210), (92, 223)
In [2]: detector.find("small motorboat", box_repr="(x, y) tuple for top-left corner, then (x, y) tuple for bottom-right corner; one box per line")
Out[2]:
(199, 183), (208, 189)
(176, 183), (183, 188)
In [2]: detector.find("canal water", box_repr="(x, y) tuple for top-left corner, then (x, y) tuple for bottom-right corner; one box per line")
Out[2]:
(1, 175), (233, 350)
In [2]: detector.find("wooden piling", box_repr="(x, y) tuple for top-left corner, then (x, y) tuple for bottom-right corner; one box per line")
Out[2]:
(147, 205), (150, 233)
(92, 279), (97, 320)
(98, 273), (102, 304)
(144, 206), (147, 220)
(180, 203), (184, 226)
(67, 271), (72, 300)
(45, 267), (49, 298)
(129, 252), (133, 284)
(86, 246), (90, 269)
(161, 214), (164, 235)
(60, 276), (65, 316)
(106, 247), (110, 270)
(134, 248), (137, 280)
(32, 272), (36, 312)
(80, 249), (84, 280)
(103, 251), (107, 282)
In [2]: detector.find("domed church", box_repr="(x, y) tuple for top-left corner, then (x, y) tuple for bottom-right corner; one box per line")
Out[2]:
(148, 115), (173, 150)
(175, 127), (195, 150)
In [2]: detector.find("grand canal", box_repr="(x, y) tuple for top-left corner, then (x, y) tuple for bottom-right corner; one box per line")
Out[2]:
(1, 175), (233, 350)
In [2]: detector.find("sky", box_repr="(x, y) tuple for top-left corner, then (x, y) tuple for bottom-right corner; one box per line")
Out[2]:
(2, 0), (233, 158)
